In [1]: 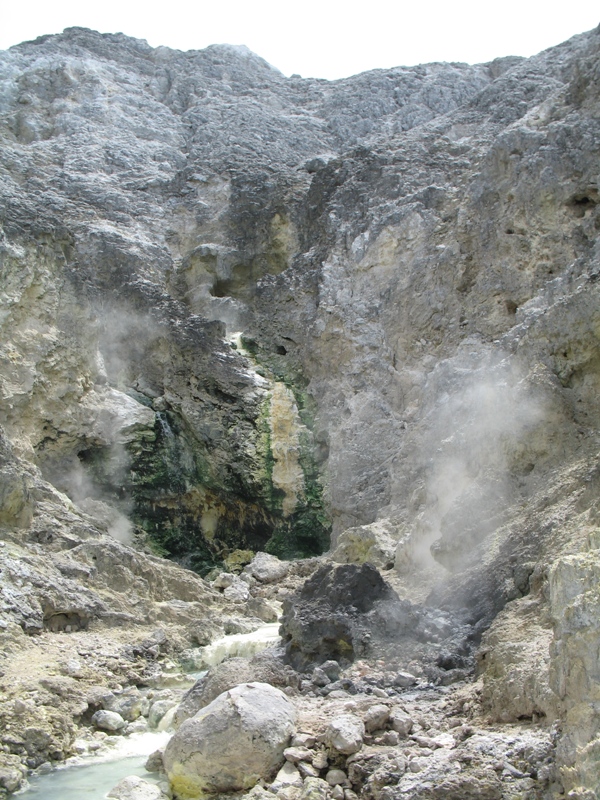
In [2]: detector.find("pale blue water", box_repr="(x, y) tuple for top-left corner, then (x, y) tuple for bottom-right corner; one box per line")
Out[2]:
(17, 732), (170, 799)
(18, 755), (160, 799)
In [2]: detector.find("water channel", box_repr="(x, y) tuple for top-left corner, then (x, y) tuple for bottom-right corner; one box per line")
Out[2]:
(16, 732), (170, 799)
(16, 622), (282, 798)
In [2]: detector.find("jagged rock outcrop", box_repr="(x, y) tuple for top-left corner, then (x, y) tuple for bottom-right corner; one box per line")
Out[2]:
(1, 20), (600, 796)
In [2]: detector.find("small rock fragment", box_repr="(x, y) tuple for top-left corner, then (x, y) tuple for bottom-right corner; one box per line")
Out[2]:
(284, 747), (313, 763)
(325, 715), (365, 755)
(212, 572), (236, 589)
(145, 749), (164, 773)
(293, 733), (317, 748)
(312, 667), (330, 687)
(298, 762), (320, 778)
(91, 710), (127, 732)
(363, 704), (389, 733)
(325, 769), (349, 787)
(320, 661), (341, 681)
(107, 775), (164, 799)
(312, 750), (328, 770)
(301, 777), (331, 800)
(389, 707), (413, 737)
(272, 761), (304, 791)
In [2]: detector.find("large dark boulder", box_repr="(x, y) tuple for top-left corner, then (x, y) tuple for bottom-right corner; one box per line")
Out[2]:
(279, 563), (397, 669)
(280, 562), (475, 678)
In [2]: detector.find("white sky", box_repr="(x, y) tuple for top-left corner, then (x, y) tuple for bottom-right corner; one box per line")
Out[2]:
(1, 1), (598, 80)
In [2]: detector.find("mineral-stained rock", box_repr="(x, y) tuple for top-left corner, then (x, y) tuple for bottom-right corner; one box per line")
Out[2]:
(212, 572), (236, 590)
(331, 521), (397, 570)
(164, 682), (297, 797)
(300, 777), (331, 800)
(404, 768), (503, 799)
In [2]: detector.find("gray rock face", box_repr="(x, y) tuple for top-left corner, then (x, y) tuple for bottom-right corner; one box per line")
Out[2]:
(163, 682), (297, 796)
(1, 21), (600, 795)
(280, 563), (395, 668)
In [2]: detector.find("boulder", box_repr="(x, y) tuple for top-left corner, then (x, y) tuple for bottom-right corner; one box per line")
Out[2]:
(331, 520), (397, 570)
(280, 563), (397, 669)
(174, 652), (298, 727)
(107, 688), (147, 721)
(145, 749), (164, 773)
(247, 596), (280, 622)
(320, 661), (341, 681)
(164, 682), (297, 797)
(91, 709), (127, 732)
(223, 577), (251, 602)
(244, 552), (289, 583)
(148, 699), (177, 729)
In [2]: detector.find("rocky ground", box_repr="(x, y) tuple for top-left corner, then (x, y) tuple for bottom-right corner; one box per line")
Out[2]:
(0, 550), (566, 798)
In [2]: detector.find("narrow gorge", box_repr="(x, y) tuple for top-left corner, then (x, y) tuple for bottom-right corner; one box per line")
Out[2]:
(1, 22), (600, 799)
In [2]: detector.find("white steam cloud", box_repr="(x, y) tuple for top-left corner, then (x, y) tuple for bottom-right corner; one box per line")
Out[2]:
(410, 346), (544, 570)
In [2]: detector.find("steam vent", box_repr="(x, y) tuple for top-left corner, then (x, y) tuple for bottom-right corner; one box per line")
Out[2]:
(1, 23), (600, 799)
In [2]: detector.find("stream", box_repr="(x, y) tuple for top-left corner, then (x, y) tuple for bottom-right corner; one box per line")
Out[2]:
(16, 622), (281, 798)
(16, 732), (170, 799)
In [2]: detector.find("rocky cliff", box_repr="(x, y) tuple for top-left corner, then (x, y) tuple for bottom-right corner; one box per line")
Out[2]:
(1, 23), (600, 797)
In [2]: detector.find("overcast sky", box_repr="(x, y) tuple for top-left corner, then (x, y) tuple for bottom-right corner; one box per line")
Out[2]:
(1, 1), (598, 80)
